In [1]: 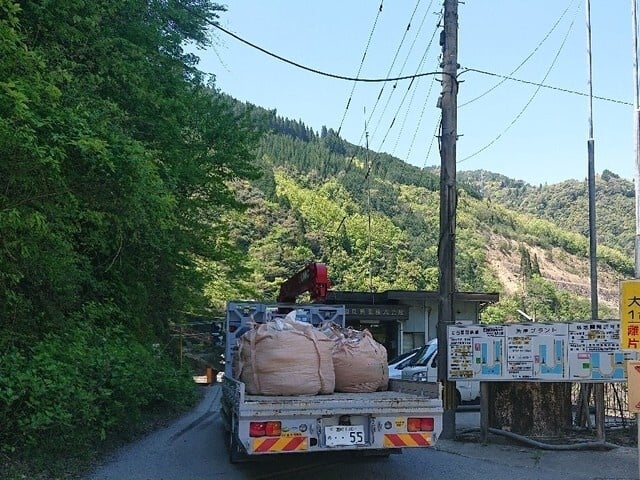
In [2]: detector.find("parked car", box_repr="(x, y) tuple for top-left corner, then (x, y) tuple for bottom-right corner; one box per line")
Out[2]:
(401, 338), (480, 404)
(387, 347), (420, 379)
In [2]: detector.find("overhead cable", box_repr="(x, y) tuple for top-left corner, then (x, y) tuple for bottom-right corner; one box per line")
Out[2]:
(460, 4), (580, 163)
(459, 0), (579, 108)
(210, 22), (447, 83)
(337, 1), (384, 136)
(207, 21), (626, 107)
(392, 7), (442, 156)
(461, 68), (631, 106)
(384, 10), (442, 155)
(366, 0), (425, 140)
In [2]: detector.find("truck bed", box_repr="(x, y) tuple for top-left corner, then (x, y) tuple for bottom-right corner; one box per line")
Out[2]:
(228, 378), (441, 417)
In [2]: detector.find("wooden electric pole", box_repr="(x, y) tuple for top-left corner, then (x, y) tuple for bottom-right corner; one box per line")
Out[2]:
(437, 0), (459, 440)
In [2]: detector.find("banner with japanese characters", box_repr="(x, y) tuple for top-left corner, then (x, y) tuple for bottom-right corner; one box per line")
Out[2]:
(448, 321), (636, 382)
(620, 279), (640, 351)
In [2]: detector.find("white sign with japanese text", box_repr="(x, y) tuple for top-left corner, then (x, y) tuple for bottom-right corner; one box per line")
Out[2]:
(447, 321), (636, 382)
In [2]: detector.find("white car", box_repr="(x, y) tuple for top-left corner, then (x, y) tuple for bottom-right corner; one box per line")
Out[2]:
(401, 338), (480, 404)
(387, 348), (420, 379)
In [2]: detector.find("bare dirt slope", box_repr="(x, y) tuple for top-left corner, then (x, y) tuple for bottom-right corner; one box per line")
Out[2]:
(485, 234), (621, 312)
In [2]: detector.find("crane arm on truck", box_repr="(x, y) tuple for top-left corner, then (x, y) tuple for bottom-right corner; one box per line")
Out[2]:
(277, 262), (330, 303)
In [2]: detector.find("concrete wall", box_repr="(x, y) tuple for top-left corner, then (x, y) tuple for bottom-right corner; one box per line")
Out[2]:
(398, 300), (480, 355)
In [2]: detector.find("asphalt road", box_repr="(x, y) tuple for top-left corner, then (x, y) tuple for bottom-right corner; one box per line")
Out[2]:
(86, 385), (628, 480)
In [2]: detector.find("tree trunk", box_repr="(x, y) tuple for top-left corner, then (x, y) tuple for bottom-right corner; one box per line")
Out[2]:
(488, 382), (572, 437)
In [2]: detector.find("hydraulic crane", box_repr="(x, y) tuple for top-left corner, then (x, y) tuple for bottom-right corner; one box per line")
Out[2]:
(277, 262), (330, 303)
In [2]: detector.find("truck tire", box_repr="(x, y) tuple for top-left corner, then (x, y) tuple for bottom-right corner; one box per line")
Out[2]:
(360, 448), (398, 458)
(220, 407), (231, 433)
(228, 432), (247, 463)
(228, 418), (246, 464)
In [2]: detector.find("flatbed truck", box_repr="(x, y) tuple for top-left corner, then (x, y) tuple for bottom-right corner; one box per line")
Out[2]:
(220, 301), (443, 462)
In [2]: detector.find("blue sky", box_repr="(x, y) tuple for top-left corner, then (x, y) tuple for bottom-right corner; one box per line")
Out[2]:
(194, 1), (636, 185)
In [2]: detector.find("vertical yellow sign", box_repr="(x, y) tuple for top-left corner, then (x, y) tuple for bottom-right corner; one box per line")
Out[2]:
(620, 280), (640, 351)
(626, 361), (640, 413)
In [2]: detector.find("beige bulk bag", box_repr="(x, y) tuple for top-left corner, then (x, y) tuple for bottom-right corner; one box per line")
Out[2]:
(235, 315), (335, 395)
(329, 327), (389, 393)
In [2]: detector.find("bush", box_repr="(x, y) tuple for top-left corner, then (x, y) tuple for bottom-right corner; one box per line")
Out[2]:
(0, 324), (197, 459)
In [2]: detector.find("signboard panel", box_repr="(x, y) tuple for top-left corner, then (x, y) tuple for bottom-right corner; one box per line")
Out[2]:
(505, 324), (567, 380)
(620, 280), (640, 351)
(568, 322), (631, 381)
(448, 325), (505, 381)
(448, 321), (635, 382)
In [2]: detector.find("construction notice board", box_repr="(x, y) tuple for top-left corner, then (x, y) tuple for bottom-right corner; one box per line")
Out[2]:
(448, 321), (637, 382)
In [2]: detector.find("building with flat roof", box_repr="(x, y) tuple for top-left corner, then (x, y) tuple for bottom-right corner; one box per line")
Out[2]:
(326, 290), (499, 360)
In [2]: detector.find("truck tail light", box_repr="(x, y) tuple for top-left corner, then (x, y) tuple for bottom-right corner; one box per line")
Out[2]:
(265, 421), (281, 436)
(407, 417), (434, 432)
(250, 421), (282, 437)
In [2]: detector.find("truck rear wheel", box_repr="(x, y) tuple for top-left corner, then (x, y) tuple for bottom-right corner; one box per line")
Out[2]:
(228, 416), (247, 464)
(228, 432), (246, 463)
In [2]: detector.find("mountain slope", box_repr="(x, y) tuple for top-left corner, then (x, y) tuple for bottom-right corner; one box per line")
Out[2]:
(458, 169), (635, 257)
(211, 102), (632, 320)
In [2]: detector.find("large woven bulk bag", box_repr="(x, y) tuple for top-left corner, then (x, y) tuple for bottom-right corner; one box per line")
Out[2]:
(235, 315), (335, 395)
(330, 327), (388, 393)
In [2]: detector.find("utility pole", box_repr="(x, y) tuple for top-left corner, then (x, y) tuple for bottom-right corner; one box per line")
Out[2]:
(437, 0), (459, 440)
(585, 0), (605, 443)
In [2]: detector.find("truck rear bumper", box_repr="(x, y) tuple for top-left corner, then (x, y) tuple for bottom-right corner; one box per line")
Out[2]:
(236, 412), (439, 456)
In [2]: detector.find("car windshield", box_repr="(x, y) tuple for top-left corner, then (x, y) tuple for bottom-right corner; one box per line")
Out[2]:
(388, 349), (417, 366)
(408, 341), (437, 366)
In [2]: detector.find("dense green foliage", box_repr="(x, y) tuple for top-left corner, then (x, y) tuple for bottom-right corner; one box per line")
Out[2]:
(459, 169), (636, 258)
(0, 0), (259, 470)
(0, 324), (197, 455)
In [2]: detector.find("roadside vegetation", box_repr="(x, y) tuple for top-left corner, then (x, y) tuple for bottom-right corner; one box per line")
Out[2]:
(0, 1), (257, 477)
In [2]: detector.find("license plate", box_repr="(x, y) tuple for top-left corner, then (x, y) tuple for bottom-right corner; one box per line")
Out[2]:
(325, 425), (365, 446)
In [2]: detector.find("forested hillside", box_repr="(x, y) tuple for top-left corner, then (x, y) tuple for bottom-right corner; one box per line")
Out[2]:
(210, 108), (633, 323)
(459, 169), (636, 257)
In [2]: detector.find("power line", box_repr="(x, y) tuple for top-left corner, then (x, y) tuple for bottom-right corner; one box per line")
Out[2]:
(375, 17), (441, 156)
(337, 1), (385, 136)
(459, 0), (580, 108)
(210, 19), (626, 105)
(392, 8), (442, 157)
(461, 68), (632, 106)
(460, 6), (582, 164)
(210, 22), (445, 84)
(367, 0), (425, 140)
(365, 127), (373, 294)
